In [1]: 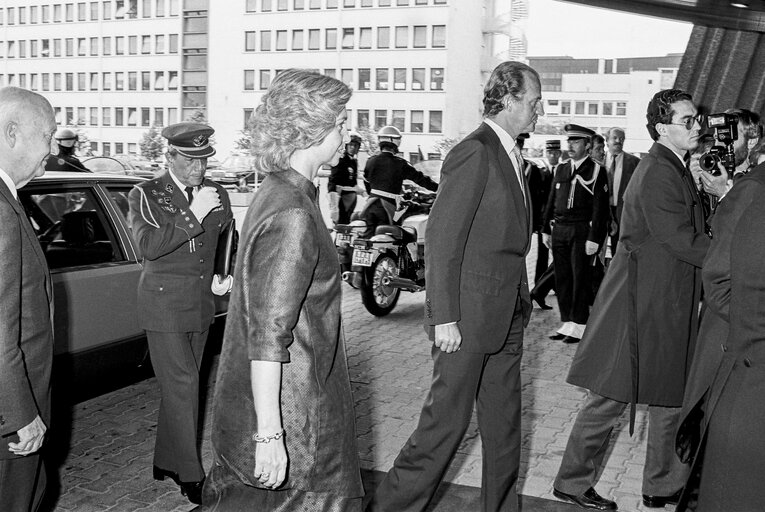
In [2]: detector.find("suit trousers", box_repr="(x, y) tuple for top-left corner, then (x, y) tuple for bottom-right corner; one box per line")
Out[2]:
(554, 392), (688, 496)
(534, 232), (549, 284)
(147, 329), (208, 482)
(531, 263), (555, 298)
(369, 304), (524, 512)
(551, 222), (591, 325)
(0, 454), (46, 512)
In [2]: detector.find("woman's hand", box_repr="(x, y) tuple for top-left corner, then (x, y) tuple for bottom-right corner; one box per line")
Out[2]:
(254, 436), (288, 489)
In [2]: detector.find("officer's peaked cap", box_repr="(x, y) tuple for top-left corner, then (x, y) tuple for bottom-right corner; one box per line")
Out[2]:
(564, 124), (596, 141)
(162, 122), (216, 158)
(545, 139), (561, 150)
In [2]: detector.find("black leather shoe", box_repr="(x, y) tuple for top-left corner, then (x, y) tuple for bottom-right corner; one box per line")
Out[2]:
(553, 487), (618, 510)
(531, 293), (553, 310)
(562, 335), (580, 344)
(153, 465), (204, 505)
(642, 489), (682, 508)
(550, 333), (566, 340)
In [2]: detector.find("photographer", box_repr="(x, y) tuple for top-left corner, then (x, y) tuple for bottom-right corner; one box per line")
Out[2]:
(698, 108), (761, 200)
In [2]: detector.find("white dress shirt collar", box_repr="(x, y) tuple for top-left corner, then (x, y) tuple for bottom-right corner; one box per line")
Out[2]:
(0, 167), (18, 200)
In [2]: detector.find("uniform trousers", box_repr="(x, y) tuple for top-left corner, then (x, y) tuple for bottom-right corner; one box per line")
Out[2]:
(337, 191), (358, 225)
(368, 303), (524, 512)
(554, 392), (688, 496)
(534, 232), (549, 284)
(0, 454), (46, 512)
(551, 222), (592, 325)
(147, 329), (208, 482)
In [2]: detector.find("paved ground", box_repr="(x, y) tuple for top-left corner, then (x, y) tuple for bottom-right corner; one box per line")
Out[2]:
(45, 239), (670, 512)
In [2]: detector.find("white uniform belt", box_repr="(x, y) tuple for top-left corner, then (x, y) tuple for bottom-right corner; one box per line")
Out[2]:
(370, 189), (401, 200)
(337, 185), (357, 192)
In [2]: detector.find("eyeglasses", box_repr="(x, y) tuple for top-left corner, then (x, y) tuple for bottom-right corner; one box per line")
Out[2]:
(666, 114), (704, 130)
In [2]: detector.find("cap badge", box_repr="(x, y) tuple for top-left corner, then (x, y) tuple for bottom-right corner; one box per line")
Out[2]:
(193, 135), (207, 147)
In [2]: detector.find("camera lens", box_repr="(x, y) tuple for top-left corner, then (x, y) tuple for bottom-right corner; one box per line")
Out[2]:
(699, 153), (719, 173)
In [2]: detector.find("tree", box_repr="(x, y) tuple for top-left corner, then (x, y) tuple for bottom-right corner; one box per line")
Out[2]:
(69, 120), (94, 156)
(140, 125), (165, 161)
(432, 136), (462, 159)
(356, 125), (379, 155)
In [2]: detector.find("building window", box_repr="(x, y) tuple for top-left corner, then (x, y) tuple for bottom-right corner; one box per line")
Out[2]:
(376, 69), (388, 90)
(43, 5), (51, 22)
(78, 38), (87, 56)
(78, 72), (87, 90)
(168, 71), (178, 90)
(169, 34), (178, 53)
(341, 68), (353, 87)
(128, 71), (137, 90)
(411, 110), (423, 132)
(154, 71), (165, 89)
(156, 0), (165, 16)
(374, 110), (387, 129)
(344, 0), (354, 6)
(292, 30), (303, 50)
(102, 1), (111, 19)
(90, 37), (99, 55)
(90, 107), (98, 125)
(244, 70), (255, 90)
(78, 107), (86, 123)
(259, 70), (271, 89)
(245, 0), (257, 12)
(412, 68), (425, 90)
(42, 74), (50, 91)
(358, 68), (370, 90)
(394, 68), (406, 90)
(560, 101), (570, 115)
(397, 0), (409, 4)
(142, 71), (150, 90)
(342, 28), (354, 49)
(278, 0), (288, 10)
(66, 39), (74, 57)
(89, 2), (98, 19)
(602, 102), (613, 116)
(357, 109), (369, 128)
(377, 26), (390, 49)
(361, 0), (373, 5)
(616, 102), (627, 116)
(260, 31), (271, 51)
(379, 0), (390, 5)
(127, 108), (137, 126)
(31, 6), (39, 23)
(66, 4), (75, 21)
(588, 103), (598, 115)
(308, 29), (320, 50)
(276, 30), (287, 51)
(78, 2), (87, 20)
(128, 35), (137, 54)
(142, 35), (151, 53)
(30, 74), (39, 90)
(141, 107), (150, 127)
(327, 0), (338, 7)
(431, 68), (443, 90)
(429, 111), (442, 133)
(142, 0), (151, 16)
(262, 0), (272, 11)
(115, 108), (124, 126)
(243, 108), (254, 129)
(168, 108), (178, 125)
(90, 72), (99, 90)
(155, 34), (165, 52)
(115, 72), (124, 91)
(413, 26), (426, 48)
(54, 73), (63, 91)
(395, 26), (408, 48)
(359, 27), (372, 49)
(310, 0), (321, 8)
(66, 73), (74, 91)
(294, 0), (304, 9)
(575, 101), (585, 115)
(245, 31), (257, 51)
(326, 29), (337, 50)
(102, 72), (111, 90)
(115, 36), (125, 55)
(392, 110), (405, 131)
(154, 107), (164, 126)
(432, 25), (445, 47)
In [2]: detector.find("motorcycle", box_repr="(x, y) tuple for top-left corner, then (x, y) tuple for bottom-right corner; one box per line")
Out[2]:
(337, 186), (435, 316)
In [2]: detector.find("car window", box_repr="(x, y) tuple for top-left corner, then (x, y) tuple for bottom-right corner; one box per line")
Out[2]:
(105, 185), (132, 222)
(19, 188), (125, 270)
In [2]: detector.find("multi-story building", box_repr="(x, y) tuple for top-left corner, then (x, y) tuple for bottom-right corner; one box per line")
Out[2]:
(0, 0), (523, 161)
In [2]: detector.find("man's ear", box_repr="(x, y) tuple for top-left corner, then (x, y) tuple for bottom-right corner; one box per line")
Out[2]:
(655, 123), (667, 138)
(3, 121), (19, 149)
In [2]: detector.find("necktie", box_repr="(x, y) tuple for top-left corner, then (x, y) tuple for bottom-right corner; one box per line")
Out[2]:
(185, 186), (194, 204)
(510, 147), (526, 205)
(610, 156), (617, 205)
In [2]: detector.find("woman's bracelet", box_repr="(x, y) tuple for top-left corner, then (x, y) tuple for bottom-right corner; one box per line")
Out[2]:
(252, 429), (285, 443)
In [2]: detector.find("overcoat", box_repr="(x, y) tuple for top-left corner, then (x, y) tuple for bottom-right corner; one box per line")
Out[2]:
(424, 122), (532, 353)
(567, 143), (709, 413)
(675, 164), (765, 511)
(128, 172), (232, 332)
(209, 169), (363, 497)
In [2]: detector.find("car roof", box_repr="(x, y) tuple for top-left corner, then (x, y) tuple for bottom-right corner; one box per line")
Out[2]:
(28, 171), (146, 185)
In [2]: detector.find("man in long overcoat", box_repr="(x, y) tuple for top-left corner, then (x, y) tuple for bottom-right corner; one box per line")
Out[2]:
(552, 89), (710, 511)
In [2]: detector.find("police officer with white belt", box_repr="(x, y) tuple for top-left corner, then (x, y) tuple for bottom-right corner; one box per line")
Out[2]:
(328, 132), (364, 224)
(361, 126), (437, 235)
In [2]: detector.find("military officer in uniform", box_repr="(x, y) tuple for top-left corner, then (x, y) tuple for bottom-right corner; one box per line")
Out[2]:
(328, 132), (363, 224)
(361, 125), (438, 236)
(128, 122), (233, 505)
(542, 125), (609, 343)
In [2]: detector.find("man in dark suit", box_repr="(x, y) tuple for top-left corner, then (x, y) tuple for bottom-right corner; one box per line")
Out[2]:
(128, 123), (233, 505)
(605, 127), (640, 255)
(0, 87), (57, 512)
(552, 89), (709, 511)
(542, 125), (610, 344)
(366, 61), (539, 512)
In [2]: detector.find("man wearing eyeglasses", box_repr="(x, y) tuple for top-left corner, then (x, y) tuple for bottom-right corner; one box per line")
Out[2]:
(552, 89), (710, 511)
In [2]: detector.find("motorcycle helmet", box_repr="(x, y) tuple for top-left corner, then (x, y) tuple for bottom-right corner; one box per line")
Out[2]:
(377, 125), (402, 151)
(347, 131), (362, 150)
(55, 127), (78, 148)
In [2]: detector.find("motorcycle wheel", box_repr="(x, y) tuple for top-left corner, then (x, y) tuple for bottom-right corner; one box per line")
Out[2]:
(360, 254), (400, 316)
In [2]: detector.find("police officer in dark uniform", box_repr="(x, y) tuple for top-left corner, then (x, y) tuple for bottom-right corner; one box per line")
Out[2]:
(128, 122), (233, 505)
(361, 125), (438, 235)
(328, 132), (363, 224)
(44, 127), (89, 172)
(542, 125), (609, 343)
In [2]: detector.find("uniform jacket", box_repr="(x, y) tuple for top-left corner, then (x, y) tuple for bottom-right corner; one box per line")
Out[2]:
(542, 157), (610, 244)
(363, 151), (438, 196)
(675, 164), (765, 510)
(524, 159), (552, 233)
(0, 180), (53, 457)
(327, 152), (358, 193)
(425, 122), (532, 354)
(608, 151), (640, 227)
(44, 154), (88, 172)
(210, 169), (363, 497)
(128, 172), (232, 333)
(566, 143), (709, 413)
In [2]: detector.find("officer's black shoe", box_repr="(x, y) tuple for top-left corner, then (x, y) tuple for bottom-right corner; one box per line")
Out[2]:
(531, 292), (553, 310)
(562, 335), (580, 344)
(549, 333), (566, 340)
(153, 465), (204, 505)
(553, 487), (618, 510)
(642, 489), (682, 508)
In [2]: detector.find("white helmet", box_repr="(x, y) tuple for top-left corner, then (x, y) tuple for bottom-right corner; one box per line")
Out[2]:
(55, 127), (78, 148)
(377, 125), (402, 148)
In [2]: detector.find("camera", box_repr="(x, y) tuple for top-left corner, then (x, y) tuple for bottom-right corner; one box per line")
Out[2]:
(699, 112), (739, 175)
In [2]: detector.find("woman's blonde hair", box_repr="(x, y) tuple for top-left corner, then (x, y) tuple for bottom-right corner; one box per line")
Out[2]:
(251, 69), (352, 173)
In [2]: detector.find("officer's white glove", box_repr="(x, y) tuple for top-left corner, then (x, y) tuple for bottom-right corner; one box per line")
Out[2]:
(211, 274), (233, 296)
(328, 191), (340, 223)
(189, 187), (221, 222)
(542, 233), (552, 249)
(355, 185), (366, 196)
(585, 240), (599, 256)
